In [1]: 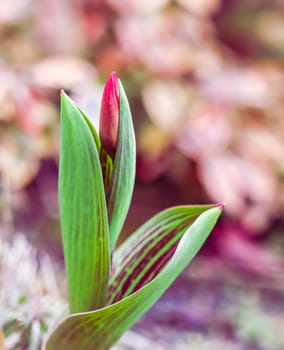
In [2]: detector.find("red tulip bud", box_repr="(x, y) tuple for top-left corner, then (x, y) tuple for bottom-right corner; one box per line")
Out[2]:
(99, 72), (120, 158)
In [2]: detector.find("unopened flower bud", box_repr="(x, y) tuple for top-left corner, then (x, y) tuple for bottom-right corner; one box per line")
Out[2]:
(99, 72), (120, 158)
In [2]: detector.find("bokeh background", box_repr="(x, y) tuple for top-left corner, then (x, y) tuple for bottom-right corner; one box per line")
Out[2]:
(1, 1), (284, 349)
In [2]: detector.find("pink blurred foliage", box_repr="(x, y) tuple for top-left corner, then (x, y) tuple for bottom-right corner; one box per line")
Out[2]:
(213, 220), (284, 277)
(199, 155), (279, 232)
(115, 7), (219, 76)
(0, 0), (284, 271)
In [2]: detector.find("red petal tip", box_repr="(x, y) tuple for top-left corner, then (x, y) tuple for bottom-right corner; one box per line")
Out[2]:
(110, 71), (118, 78)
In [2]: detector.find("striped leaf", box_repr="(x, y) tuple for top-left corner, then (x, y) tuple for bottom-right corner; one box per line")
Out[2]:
(108, 205), (214, 304)
(59, 92), (110, 313)
(43, 205), (222, 350)
(107, 80), (136, 250)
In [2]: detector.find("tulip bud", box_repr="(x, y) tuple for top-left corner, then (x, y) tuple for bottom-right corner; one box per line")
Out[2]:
(99, 72), (120, 158)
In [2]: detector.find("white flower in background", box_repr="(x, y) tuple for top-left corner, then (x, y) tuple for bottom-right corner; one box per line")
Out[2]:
(0, 233), (67, 350)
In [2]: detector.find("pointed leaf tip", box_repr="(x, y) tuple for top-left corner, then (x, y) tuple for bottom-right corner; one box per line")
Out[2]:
(60, 90), (74, 108)
(216, 203), (225, 210)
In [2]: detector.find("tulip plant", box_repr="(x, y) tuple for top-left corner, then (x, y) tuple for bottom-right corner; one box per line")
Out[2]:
(43, 72), (223, 350)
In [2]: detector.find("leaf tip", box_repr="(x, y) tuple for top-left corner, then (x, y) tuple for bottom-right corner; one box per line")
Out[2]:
(215, 202), (225, 210)
(60, 89), (70, 106)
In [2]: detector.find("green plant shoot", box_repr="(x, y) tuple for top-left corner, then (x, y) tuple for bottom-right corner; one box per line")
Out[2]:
(43, 72), (223, 350)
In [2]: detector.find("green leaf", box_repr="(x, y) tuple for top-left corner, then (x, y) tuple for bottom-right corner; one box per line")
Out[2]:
(77, 107), (101, 152)
(78, 107), (114, 190)
(107, 205), (215, 304)
(43, 205), (222, 350)
(107, 80), (136, 251)
(59, 92), (110, 313)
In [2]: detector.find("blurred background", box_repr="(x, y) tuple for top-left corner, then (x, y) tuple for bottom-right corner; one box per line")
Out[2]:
(1, 0), (284, 349)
